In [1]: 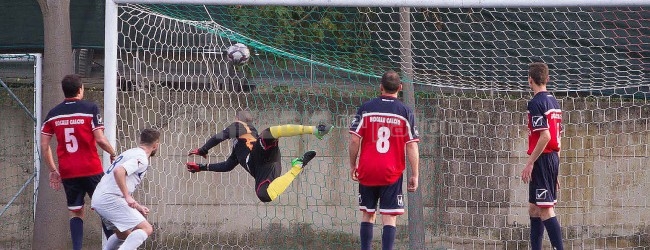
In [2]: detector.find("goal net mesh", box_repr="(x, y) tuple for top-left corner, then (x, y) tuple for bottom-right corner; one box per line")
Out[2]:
(0, 54), (38, 250)
(113, 4), (649, 249)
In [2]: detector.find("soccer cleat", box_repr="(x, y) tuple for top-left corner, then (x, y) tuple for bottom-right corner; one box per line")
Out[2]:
(291, 150), (317, 168)
(313, 124), (333, 140)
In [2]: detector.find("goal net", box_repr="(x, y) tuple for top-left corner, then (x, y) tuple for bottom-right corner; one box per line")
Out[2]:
(109, 2), (649, 249)
(0, 54), (41, 249)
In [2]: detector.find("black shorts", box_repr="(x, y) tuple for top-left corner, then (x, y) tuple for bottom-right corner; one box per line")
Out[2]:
(528, 151), (559, 207)
(358, 176), (404, 215)
(248, 137), (282, 193)
(62, 173), (103, 211)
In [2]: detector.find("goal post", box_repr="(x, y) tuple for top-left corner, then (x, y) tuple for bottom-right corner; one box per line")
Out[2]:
(105, 1), (649, 249)
(0, 53), (42, 249)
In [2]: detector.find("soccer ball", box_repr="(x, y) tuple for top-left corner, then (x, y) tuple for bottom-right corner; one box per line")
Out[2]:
(226, 43), (250, 66)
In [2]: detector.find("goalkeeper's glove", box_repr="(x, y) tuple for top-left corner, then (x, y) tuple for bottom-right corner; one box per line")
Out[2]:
(186, 162), (207, 173)
(188, 148), (208, 158)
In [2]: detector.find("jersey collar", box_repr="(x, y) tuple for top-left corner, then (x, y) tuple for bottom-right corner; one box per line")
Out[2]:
(64, 97), (81, 102)
(379, 94), (398, 100)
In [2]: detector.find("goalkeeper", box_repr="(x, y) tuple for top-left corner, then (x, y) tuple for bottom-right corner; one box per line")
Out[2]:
(186, 110), (332, 202)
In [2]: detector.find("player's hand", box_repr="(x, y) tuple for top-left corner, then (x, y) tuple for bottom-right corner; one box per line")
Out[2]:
(125, 195), (138, 208)
(186, 162), (205, 173)
(521, 163), (534, 184)
(109, 154), (116, 163)
(350, 167), (359, 182)
(408, 176), (419, 192)
(137, 205), (150, 216)
(49, 171), (62, 191)
(188, 148), (207, 158)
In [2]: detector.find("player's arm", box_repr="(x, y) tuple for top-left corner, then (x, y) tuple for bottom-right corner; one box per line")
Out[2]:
(40, 133), (61, 190)
(186, 153), (239, 173)
(521, 129), (551, 183)
(94, 129), (117, 162)
(405, 142), (420, 192)
(189, 122), (240, 157)
(113, 165), (139, 208)
(348, 134), (361, 181)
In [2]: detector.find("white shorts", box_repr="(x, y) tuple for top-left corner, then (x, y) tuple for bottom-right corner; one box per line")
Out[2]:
(91, 193), (145, 232)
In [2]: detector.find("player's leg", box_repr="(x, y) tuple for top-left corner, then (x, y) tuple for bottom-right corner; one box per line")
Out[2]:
(92, 195), (148, 250)
(249, 139), (280, 202)
(377, 177), (404, 250)
(101, 219), (125, 250)
(104, 232), (125, 250)
(62, 177), (87, 250)
(539, 152), (563, 250)
(263, 124), (332, 140)
(118, 220), (153, 250)
(265, 151), (317, 201)
(85, 173), (115, 239)
(380, 215), (398, 250)
(528, 203), (544, 250)
(359, 184), (380, 250)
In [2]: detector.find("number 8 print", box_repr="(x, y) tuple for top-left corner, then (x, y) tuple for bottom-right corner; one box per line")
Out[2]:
(376, 126), (390, 153)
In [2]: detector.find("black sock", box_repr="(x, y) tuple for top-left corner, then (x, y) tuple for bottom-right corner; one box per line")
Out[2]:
(543, 217), (564, 250)
(70, 217), (83, 250)
(530, 217), (544, 250)
(381, 225), (396, 250)
(360, 222), (373, 250)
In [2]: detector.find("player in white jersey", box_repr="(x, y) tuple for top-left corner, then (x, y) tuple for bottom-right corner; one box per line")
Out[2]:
(91, 128), (160, 250)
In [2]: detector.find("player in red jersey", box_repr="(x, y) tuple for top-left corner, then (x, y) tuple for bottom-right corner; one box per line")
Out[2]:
(349, 70), (420, 250)
(520, 62), (564, 250)
(40, 74), (118, 250)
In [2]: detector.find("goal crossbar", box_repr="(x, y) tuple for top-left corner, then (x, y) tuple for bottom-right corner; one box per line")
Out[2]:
(111, 0), (650, 7)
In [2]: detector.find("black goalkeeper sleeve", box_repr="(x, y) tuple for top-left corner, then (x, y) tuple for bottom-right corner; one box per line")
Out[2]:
(205, 153), (239, 172)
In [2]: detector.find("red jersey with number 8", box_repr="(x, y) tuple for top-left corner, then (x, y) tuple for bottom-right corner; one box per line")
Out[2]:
(527, 91), (562, 155)
(350, 96), (419, 186)
(41, 98), (105, 179)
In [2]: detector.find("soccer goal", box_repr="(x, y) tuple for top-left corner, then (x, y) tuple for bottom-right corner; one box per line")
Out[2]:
(0, 53), (42, 249)
(105, 1), (649, 249)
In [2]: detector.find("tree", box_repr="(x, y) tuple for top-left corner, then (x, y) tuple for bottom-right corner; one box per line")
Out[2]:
(33, 0), (73, 249)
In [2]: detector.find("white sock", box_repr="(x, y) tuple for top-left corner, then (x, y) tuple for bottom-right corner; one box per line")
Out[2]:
(117, 229), (148, 250)
(103, 234), (124, 250)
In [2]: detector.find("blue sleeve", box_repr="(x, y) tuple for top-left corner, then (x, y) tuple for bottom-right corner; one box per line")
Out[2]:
(406, 107), (419, 140)
(349, 106), (364, 135)
(528, 101), (548, 130)
(92, 103), (103, 128)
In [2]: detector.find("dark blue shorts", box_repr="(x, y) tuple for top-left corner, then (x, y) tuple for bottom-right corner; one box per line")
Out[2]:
(358, 176), (404, 215)
(528, 152), (559, 207)
(62, 173), (103, 211)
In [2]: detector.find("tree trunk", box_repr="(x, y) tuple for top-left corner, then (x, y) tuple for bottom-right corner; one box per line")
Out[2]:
(34, 0), (72, 249)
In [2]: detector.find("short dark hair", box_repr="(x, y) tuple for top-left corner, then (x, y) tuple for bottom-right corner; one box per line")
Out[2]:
(528, 62), (549, 86)
(236, 110), (254, 123)
(61, 74), (83, 98)
(380, 70), (402, 94)
(140, 128), (161, 145)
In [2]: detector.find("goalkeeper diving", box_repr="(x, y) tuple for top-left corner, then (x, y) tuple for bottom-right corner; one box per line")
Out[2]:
(186, 110), (332, 202)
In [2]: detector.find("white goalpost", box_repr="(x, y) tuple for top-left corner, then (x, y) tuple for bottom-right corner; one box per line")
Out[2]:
(105, 0), (649, 249)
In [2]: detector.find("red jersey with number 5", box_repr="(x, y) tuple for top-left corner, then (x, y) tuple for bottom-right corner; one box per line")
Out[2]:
(41, 98), (105, 179)
(350, 96), (419, 186)
(527, 91), (562, 155)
